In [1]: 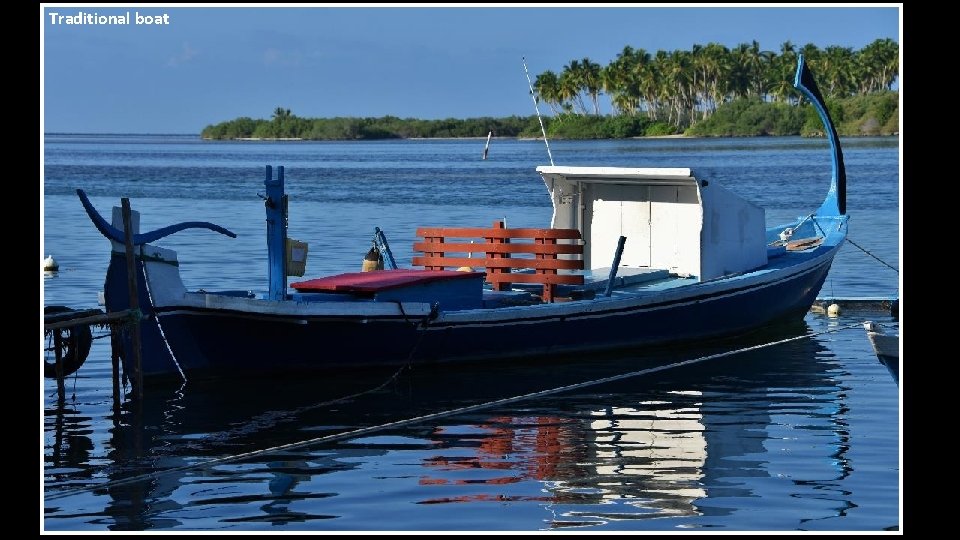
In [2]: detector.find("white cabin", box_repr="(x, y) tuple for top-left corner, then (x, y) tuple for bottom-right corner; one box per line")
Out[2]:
(537, 166), (767, 281)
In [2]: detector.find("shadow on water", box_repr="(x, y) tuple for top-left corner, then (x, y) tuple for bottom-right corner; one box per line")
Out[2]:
(44, 319), (872, 531)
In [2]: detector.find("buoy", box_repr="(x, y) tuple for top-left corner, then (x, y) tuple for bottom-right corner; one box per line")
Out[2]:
(43, 255), (59, 272)
(361, 244), (384, 272)
(827, 303), (841, 317)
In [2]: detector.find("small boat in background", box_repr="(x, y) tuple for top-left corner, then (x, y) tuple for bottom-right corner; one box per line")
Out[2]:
(864, 321), (899, 384)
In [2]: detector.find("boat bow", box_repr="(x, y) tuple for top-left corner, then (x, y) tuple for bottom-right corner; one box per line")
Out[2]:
(794, 53), (846, 217)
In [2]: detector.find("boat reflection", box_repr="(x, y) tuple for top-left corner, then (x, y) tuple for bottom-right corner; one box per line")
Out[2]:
(418, 399), (708, 521)
(44, 320), (857, 530)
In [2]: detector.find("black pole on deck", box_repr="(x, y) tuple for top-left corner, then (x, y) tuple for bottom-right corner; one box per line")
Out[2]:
(605, 236), (628, 297)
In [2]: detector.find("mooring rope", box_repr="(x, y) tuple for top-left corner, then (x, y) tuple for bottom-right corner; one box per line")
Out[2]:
(846, 237), (899, 274)
(45, 321), (863, 502)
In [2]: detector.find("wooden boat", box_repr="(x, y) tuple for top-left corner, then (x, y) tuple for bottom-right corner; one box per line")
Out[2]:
(77, 55), (849, 383)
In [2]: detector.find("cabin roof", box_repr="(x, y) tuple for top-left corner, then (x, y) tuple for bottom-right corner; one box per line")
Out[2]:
(536, 166), (695, 185)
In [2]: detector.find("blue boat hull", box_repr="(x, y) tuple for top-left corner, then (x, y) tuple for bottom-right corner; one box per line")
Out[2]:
(92, 54), (850, 385)
(115, 251), (835, 381)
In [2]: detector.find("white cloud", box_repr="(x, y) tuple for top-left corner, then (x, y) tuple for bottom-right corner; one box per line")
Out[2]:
(167, 42), (198, 67)
(262, 48), (302, 67)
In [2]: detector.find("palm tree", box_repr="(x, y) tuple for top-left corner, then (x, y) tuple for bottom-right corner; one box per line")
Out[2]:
(769, 41), (797, 103)
(579, 57), (604, 115)
(534, 37), (897, 128)
(559, 60), (588, 115)
(534, 71), (563, 115)
(821, 46), (855, 97)
(702, 42), (730, 114)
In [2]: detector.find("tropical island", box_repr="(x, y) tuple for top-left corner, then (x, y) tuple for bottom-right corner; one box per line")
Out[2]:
(202, 39), (898, 141)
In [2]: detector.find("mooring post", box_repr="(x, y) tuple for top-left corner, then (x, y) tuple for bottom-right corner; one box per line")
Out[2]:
(264, 165), (288, 300)
(54, 331), (65, 402)
(111, 324), (121, 411)
(121, 198), (143, 398)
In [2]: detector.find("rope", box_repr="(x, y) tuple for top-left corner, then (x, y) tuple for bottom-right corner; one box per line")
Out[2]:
(45, 321), (863, 501)
(846, 237), (899, 274)
(161, 302), (440, 463)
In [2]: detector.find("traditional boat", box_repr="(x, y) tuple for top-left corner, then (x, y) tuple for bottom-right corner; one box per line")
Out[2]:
(77, 55), (849, 383)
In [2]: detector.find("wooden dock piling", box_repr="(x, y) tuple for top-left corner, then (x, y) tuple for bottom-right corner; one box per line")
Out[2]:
(121, 198), (144, 398)
(53, 332), (64, 402)
(45, 309), (140, 401)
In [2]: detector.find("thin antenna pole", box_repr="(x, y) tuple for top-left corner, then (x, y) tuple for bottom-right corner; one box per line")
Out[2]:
(522, 56), (554, 166)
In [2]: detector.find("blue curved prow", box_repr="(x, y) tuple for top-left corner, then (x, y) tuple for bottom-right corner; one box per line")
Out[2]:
(77, 189), (237, 245)
(794, 53), (846, 216)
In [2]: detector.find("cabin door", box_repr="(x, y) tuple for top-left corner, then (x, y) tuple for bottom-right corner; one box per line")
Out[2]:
(588, 185), (652, 270)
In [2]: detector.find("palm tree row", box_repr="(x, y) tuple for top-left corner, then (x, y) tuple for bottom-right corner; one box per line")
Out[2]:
(534, 38), (898, 130)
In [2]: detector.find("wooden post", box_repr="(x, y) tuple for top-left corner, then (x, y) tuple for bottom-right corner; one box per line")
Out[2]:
(111, 324), (121, 411)
(488, 221), (511, 291)
(54, 331), (65, 402)
(121, 198), (143, 398)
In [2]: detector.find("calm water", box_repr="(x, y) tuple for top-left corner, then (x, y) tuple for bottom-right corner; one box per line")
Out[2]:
(42, 135), (901, 531)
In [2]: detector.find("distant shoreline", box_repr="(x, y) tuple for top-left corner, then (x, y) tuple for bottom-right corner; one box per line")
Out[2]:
(229, 134), (698, 142)
(50, 132), (900, 141)
(234, 137), (304, 141)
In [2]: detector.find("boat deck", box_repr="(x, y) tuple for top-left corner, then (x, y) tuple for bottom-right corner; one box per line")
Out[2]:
(229, 238), (836, 312)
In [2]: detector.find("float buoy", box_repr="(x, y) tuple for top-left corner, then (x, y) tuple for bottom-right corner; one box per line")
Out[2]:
(44, 306), (93, 378)
(361, 244), (384, 272)
(43, 255), (59, 272)
(827, 303), (841, 317)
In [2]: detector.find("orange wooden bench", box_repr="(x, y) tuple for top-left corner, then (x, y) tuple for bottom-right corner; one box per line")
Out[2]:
(412, 221), (584, 302)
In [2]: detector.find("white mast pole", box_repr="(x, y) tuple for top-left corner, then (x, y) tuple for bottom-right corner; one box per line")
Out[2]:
(522, 57), (554, 166)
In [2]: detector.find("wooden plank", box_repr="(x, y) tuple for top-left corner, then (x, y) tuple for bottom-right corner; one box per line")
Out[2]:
(412, 241), (583, 255)
(44, 309), (137, 331)
(488, 222), (510, 292)
(416, 227), (582, 240)
(786, 236), (824, 251)
(411, 256), (583, 270)
(413, 221), (585, 302)
(44, 308), (105, 325)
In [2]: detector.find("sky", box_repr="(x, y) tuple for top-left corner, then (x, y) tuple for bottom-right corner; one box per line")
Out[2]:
(41, 4), (901, 134)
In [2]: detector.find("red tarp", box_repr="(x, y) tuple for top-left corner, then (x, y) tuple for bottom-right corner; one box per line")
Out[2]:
(290, 269), (484, 293)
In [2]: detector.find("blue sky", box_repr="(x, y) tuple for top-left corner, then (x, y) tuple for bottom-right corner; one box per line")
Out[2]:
(41, 4), (901, 134)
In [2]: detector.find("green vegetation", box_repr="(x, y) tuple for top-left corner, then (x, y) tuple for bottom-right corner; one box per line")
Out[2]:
(202, 38), (899, 140)
(688, 91), (898, 136)
(686, 98), (804, 136)
(202, 111), (539, 140)
(204, 91), (898, 141)
(535, 38), (898, 132)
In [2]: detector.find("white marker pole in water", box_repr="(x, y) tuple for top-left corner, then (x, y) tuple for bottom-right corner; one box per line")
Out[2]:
(482, 131), (492, 160)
